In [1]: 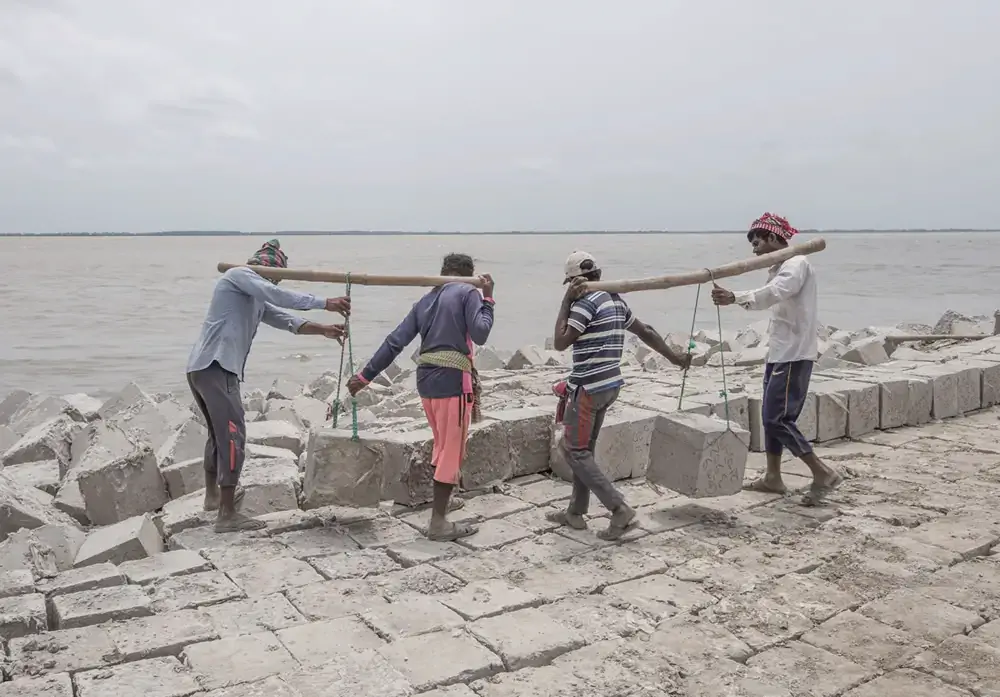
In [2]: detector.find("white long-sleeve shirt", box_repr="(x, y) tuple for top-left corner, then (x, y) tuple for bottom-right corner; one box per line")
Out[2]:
(733, 256), (819, 364)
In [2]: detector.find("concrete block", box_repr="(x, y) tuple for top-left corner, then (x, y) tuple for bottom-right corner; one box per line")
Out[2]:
(302, 429), (389, 508)
(505, 345), (562, 370)
(52, 478), (89, 525)
(38, 562), (125, 597)
(796, 391), (818, 441)
(246, 420), (303, 455)
(550, 406), (659, 482)
(0, 674), (74, 696)
(911, 365), (960, 419)
(382, 429), (436, 506)
(119, 549), (211, 585)
(647, 413), (750, 498)
(812, 382), (849, 441)
(4, 460), (60, 496)
(154, 490), (210, 538)
(160, 457), (203, 499)
(0, 593), (46, 640)
(106, 608), (218, 661)
(7, 396), (82, 438)
(97, 382), (154, 421)
(239, 457), (300, 517)
(283, 650), (414, 697)
(50, 584), (152, 629)
(842, 337), (890, 366)
(361, 595), (465, 639)
(77, 445), (168, 525)
(747, 395), (764, 452)
(74, 514), (164, 567)
(203, 593), (306, 637)
(468, 607), (585, 670)
(148, 570), (244, 613)
(0, 473), (80, 542)
(874, 375), (910, 429)
(483, 407), (554, 478)
(0, 569), (35, 598)
(7, 626), (119, 677)
(69, 421), (135, 475)
(948, 362), (984, 413)
(905, 375), (934, 425)
(155, 418), (207, 467)
(288, 395), (329, 429)
(113, 400), (184, 452)
(285, 579), (388, 621)
(0, 389), (32, 427)
(0, 423), (18, 452)
(275, 616), (384, 666)
(181, 631), (298, 690)
(439, 578), (538, 620)
(268, 378), (302, 401)
(226, 557), (324, 597)
(307, 548), (401, 580)
(844, 381), (880, 437)
(2, 415), (81, 468)
(61, 393), (102, 421)
(378, 629), (503, 690)
(74, 656), (200, 697)
(2, 524), (85, 575)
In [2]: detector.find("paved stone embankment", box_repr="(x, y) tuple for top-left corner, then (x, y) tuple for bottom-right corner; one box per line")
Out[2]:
(3, 407), (1000, 696)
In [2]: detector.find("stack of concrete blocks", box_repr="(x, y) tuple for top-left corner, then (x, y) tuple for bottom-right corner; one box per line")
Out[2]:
(646, 412), (750, 498)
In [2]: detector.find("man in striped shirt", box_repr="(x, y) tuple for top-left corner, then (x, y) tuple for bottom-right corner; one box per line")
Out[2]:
(550, 251), (690, 539)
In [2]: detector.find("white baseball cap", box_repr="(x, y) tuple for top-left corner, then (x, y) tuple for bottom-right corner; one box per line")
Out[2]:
(563, 251), (598, 283)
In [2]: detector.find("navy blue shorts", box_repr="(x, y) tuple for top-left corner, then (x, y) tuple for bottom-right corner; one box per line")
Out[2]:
(762, 360), (814, 458)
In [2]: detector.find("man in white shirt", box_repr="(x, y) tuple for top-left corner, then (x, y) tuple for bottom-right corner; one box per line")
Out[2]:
(712, 213), (842, 506)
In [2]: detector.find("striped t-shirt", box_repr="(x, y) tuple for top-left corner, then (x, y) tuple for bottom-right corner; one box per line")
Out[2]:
(566, 290), (635, 393)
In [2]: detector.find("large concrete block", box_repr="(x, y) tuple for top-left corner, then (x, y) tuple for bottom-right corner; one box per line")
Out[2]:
(905, 375), (933, 426)
(155, 418), (207, 467)
(238, 457), (301, 517)
(843, 381), (879, 438)
(0, 423), (20, 453)
(4, 459), (60, 496)
(60, 393), (102, 422)
(0, 473), (79, 542)
(246, 420), (303, 455)
(2, 415), (81, 468)
(811, 382), (849, 442)
(842, 337), (890, 366)
(0, 593), (47, 640)
(74, 514), (164, 568)
(647, 413), (750, 498)
(489, 407), (554, 477)
(0, 389), (32, 427)
(947, 362), (984, 414)
(0, 525), (86, 577)
(302, 429), (388, 508)
(77, 445), (168, 525)
(97, 382), (154, 421)
(796, 392), (818, 442)
(7, 396), (82, 438)
(911, 365), (959, 419)
(381, 429), (436, 506)
(160, 457), (203, 499)
(69, 422), (135, 477)
(50, 584), (153, 629)
(747, 395), (765, 452)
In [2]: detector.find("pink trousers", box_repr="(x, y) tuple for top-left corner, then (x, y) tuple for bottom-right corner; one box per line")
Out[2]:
(421, 396), (473, 485)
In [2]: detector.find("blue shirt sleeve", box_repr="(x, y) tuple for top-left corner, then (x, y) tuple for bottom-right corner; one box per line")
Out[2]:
(261, 303), (307, 334)
(465, 290), (495, 346)
(361, 305), (420, 382)
(567, 296), (595, 333)
(226, 267), (326, 311)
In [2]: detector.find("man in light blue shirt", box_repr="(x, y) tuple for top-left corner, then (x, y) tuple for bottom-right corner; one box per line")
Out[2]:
(187, 239), (349, 532)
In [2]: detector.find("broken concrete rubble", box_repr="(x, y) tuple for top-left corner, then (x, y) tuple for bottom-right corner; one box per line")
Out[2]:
(0, 473), (80, 542)
(74, 514), (164, 567)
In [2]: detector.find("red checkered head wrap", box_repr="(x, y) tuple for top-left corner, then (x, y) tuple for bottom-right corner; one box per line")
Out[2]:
(747, 213), (798, 242)
(247, 238), (288, 268)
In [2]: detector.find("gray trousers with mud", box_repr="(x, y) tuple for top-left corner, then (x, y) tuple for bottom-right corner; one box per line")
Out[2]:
(560, 386), (625, 514)
(187, 361), (245, 488)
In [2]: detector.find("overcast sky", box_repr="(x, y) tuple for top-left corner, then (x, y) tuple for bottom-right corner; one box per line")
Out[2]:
(1, 1), (998, 233)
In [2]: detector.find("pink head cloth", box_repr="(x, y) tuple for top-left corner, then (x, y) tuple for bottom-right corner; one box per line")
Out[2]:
(748, 212), (798, 241)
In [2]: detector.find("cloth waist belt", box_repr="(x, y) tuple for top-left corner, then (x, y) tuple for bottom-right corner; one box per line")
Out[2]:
(417, 350), (482, 423)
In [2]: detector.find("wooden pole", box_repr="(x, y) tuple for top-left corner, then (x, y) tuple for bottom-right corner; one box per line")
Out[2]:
(217, 263), (485, 288)
(581, 238), (827, 293)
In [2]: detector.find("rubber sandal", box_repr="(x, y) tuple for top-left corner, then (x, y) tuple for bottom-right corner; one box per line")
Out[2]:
(597, 507), (638, 541)
(800, 474), (844, 507)
(426, 521), (478, 542)
(213, 513), (267, 533)
(545, 510), (588, 530)
(743, 478), (787, 495)
(204, 486), (245, 512)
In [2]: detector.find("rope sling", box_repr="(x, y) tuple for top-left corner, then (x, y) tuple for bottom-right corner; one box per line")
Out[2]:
(329, 273), (360, 441)
(676, 270), (734, 432)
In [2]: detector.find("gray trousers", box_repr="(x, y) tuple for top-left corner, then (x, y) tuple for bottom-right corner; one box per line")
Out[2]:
(560, 385), (625, 515)
(187, 362), (246, 488)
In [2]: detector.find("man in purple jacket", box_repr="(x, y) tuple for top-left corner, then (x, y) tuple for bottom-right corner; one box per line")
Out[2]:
(348, 253), (494, 541)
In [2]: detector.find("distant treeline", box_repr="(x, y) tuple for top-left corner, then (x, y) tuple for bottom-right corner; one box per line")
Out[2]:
(1, 228), (998, 237)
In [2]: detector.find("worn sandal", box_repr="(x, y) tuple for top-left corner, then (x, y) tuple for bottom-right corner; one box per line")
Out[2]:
(427, 521), (478, 542)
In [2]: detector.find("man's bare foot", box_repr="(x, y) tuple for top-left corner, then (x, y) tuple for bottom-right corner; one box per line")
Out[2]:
(204, 486), (245, 512)
(546, 509), (588, 530)
(598, 504), (637, 540)
(743, 476), (787, 494)
(800, 471), (844, 507)
(214, 512), (266, 533)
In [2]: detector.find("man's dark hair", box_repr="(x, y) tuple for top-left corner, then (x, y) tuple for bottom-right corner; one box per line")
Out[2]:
(441, 253), (475, 277)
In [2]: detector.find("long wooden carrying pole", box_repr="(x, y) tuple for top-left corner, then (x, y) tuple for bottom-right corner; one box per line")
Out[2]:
(217, 262), (485, 288)
(582, 237), (827, 293)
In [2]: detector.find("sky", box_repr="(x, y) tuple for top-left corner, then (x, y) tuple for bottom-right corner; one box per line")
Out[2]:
(1, 1), (998, 233)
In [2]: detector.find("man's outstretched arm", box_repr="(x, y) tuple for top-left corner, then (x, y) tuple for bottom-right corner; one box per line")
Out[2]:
(627, 317), (690, 368)
(712, 262), (807, 311)
(348, 307), (419, 393)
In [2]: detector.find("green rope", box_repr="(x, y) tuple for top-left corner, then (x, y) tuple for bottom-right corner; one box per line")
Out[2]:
(677, 271), (733, 431)
(330, 273), (359, 441)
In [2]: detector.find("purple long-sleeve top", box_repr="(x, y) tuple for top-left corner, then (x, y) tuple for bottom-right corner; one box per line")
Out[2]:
(359, 282), (495, 399)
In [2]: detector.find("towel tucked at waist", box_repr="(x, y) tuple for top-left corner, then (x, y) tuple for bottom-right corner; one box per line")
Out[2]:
(416, 350), (482, 423)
